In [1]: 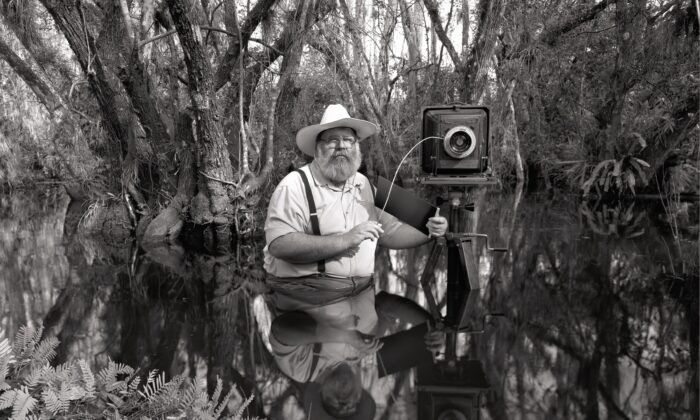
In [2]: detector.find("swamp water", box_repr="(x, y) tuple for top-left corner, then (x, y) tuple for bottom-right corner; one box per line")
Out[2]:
(0, 187), (697, 419)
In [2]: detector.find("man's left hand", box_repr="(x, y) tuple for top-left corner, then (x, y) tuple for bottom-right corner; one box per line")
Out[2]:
(426, 208), (448, 238)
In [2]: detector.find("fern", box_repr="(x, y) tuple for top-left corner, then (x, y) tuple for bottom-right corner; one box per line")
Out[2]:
(2, 324), (254, 419)
(0, 389), (16, 410)
(23, 364), (48, 389)
(127, 375), (141, 392)
(42, 387), (67, 415)
(213, 387), (236, 419)
(137, 370), (165, 401)
(12, 387), (37, 419)
(0, 337), (12, 391)
(178, 377), (200, 411)
(29, 337), (58, 369)
(78, 360), (95, 397)
(96, 359), (134, 393)
(231, 393), (255, 420)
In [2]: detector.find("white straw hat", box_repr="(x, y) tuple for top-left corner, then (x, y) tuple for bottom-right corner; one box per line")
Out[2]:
(296, 104), (378, 156)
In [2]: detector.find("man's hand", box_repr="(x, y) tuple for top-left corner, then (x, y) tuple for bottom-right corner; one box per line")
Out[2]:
(343, 221), (384, 248)
(424, 325), (445, 360)
(426, 208), (448, 238)
(349, 331), (384, 356)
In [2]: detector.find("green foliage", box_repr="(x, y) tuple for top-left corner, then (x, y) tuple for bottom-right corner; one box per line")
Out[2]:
(0, 325), (260, 419)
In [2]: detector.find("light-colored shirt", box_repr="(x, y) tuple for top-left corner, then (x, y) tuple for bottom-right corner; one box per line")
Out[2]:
(268, 284), (378, 382)
(263, 164), (402, 278)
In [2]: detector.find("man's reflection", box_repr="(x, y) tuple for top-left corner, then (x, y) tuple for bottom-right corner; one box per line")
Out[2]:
(268, 276), (443, 419)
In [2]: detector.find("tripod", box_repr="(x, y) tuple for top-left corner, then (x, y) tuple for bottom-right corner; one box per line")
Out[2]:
(418, 188), (507, 358)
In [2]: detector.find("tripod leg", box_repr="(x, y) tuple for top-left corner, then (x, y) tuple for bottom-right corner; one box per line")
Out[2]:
(418, 239), (444, 321)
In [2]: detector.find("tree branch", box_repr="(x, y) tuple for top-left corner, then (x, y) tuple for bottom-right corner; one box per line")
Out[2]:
(540, 0), (615, 45)
(214, 0), (278, 90)
(422, 0), (464, 70)
(0, 36), (60, 112)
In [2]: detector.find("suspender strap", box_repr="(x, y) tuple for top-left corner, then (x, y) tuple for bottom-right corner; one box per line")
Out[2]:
(307, 342), (323, 382)
(295, 169), (326, 273)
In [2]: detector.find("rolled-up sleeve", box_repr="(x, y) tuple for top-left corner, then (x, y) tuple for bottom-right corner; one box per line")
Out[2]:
(377, 207), (403, 237)
(265, 175), (309, 245)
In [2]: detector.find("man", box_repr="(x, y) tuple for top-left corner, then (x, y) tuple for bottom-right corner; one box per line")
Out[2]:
(264, 103), (447, 279)
(263, 104), (447, 419)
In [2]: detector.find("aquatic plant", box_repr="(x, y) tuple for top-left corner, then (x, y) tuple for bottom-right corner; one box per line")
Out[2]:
(0, 325), (259, 419)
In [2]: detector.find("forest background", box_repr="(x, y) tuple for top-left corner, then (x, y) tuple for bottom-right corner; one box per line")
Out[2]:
(0, 1), (698, 419)
(0, 0), (698, 246)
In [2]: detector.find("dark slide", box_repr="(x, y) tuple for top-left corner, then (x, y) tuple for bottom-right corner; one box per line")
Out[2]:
(375, 176), (437, 235)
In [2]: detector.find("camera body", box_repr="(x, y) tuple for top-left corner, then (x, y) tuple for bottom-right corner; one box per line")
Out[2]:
(416, 359), (489, 420)
(421, 105), (490, 176)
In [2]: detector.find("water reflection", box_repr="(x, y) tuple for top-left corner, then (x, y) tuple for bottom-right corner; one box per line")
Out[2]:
(0, 188), (697, 419)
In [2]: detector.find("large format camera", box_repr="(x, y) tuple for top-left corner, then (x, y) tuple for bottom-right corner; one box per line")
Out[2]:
(420, 105), (491, 184)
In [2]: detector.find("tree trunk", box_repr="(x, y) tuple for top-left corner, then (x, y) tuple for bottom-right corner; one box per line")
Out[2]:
(0, 37), (61, 112)
(143, 113), (197, 242)
(168, 0), (236, 248)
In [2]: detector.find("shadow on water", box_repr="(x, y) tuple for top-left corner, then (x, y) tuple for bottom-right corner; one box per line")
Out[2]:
(0, 186), (697, 419)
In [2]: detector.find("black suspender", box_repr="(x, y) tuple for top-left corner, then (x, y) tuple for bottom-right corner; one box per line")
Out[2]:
(306, 342), (323, 382)
(295, 169), (326, 273)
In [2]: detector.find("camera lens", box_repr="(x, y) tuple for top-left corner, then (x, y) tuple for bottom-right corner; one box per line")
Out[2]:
(443, 125), (476, 159)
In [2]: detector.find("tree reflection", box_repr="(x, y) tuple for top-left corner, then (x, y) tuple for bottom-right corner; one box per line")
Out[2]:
(0, 189), (696, 419)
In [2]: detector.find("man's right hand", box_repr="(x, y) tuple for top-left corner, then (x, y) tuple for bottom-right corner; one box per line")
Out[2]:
(349, 331), (384, 355)
(343, 221), (383, 249)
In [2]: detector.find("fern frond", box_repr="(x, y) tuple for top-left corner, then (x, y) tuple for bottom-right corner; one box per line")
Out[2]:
(231, 393), (255, 420)
(213, 386), (236, 419)
(41, 388), (64, 415)
(178, 378), (199, 411)
(210, 377), (223, 411)
(59, 381), (85, 402)
(127, 375), (141, 392)
(12, 326), (32, 355)
(23, 364), (48, 389)
(12, 387), (37, 419)
(78, 360), (95, 397)
(97, 359), (134, 392)
(43, 362), (76, 388)
(0, 338), (13, 391)
(0, 389), (17, 409)
(151, 375), (184, 406)
(30, 336), (58, 368)
(0, 338), (12, 360)
(138, 370), (164, 401)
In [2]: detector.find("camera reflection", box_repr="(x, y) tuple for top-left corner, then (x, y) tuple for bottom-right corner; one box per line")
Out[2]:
(266, 276), (495, 420)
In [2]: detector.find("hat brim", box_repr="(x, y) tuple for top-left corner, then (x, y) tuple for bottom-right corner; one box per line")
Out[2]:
(303, 382), (376, 420)
(296, 117), (378, 156)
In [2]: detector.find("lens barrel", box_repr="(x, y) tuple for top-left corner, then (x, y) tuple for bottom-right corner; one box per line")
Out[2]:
(443, 126), (476, 159)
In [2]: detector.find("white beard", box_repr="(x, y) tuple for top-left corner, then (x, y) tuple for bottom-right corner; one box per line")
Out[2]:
(317, 149), (362, 185)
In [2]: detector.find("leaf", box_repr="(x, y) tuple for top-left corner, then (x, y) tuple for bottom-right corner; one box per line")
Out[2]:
(0, 338), (13, 390)
(582, 160), (613, 195)
(78, 360), (96, 397)
(213, 387), (236, 419)
(138, 370), (164, 401)
(23, 364), (48, 389)
(232, 393), (255, 420)
(631, 132), (647, 150)
(634, 157), (650, 168)
(12, 388), (37, 419)
(30, 337), (58, 368)
(0, 390), (17, 410)
(612, 159), (622, 177)
(42, 388), (65, 415)
(627, 172), (636, 195)
(629, 158), (644, 181)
